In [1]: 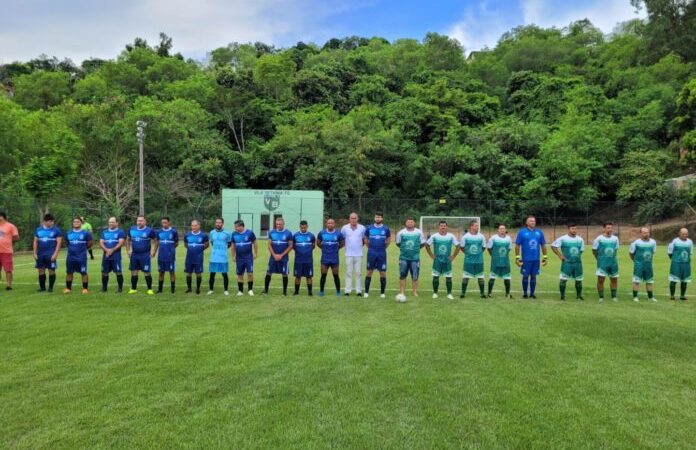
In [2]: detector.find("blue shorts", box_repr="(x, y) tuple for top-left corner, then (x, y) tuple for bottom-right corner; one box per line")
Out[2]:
(209, 262), (228, 273)
(35, 255), (57, 270)
(158, 260), (176, 273)
(321, 259), (339, 269)
(267, 258), (289, 275)
(236, 258), (253, 275)
(294, 262), (314, 278)
(185, 260), (204, 274)
(66, 258), (88, 275)
(129, 253), (151, 272)
(102, 258), (123, 274)
(367, 252), (387, 271)
(399, 259), (420, 280)
(521, 260), (540, 276)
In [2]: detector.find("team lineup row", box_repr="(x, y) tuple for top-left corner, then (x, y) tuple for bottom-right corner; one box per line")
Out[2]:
(0, 211), (692, 303)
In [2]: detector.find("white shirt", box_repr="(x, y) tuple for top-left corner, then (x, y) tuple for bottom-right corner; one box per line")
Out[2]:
(341, 223), (366, 257)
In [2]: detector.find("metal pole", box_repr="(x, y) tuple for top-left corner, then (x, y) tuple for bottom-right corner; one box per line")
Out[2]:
(136, 121), (147, 216)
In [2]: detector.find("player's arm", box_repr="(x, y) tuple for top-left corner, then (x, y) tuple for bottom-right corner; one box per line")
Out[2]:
(230, 241), (236, 259)
(267, 239), (276, 258)
(667, 242), (674, 259)
(52, 235), (62, 261)
(99, 238), (108, 256)
(339, 236), (345, 249)
(280, 239), (293, 258)
(11, 227), (19, 243)
(450, 245), (461, 261)
(425, 242), (434, 259)
(203, 237), (210, 250)
(629, 244), (635, 261)
(32, 235), (38, 260)
(151, 235), (159, 258)
(184, 237), (189, 250)
(311, 236), (316, 251)
(252, 239), (258, 259)
(316, 235), (323, 249)
(86, 238), (94, 250)
(551, 245), (563, 260)
(126, 235), (132, 255)
(385, 230), (391, 249)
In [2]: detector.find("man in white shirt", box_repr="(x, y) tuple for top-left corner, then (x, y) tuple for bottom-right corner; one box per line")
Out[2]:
(340, 212), (365, 296)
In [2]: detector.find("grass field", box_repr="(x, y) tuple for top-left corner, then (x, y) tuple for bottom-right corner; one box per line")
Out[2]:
(1, 244), (695, 449)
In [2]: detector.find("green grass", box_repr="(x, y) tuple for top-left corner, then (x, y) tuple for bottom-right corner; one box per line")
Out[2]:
(1, 245), (694, 449)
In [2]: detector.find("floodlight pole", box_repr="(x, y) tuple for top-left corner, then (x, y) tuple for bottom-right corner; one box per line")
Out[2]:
(136, 120), (147, 216)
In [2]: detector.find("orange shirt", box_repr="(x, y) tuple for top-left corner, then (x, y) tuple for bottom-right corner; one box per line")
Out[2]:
(0, 222), (19, 254)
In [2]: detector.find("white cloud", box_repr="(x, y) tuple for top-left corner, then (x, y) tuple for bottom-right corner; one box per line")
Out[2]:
(446, 1), (512, 54)
(0, 0), (366, 64)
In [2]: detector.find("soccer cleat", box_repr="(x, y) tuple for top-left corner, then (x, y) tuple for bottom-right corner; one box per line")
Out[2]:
(649, 298), (657, 303)
(37, 288), (46, 293)
(363, 293), (369, 298)
(487, 294), (493, 298)
(432, 293), (439, 299)
(101, 288), (107, 293)
(522, 294), (528, 299)
(344, 292), (350, 297)
(670, 296), (676, 301)
(156, 290), (163, 294)
(207, 291), (214, 295)
(248, 290), (254, 296)
(47, 288), (54, 293)
(81, 288), (89, 295)
(480, 294), (487, 299)
(116, 288), (122, 293)
(237, 291), (244, 296)
(195, 290), (201, 295)
(147, 290), (154, 295)
(185, 289), (192, 294)
(128, 289), (138, 294)
(293, 292), (299, 296)
(577, 297), (584, 301)
(224, 291), (229, 296)
(319, 291), (325, 297)
(336, 291), (342, 297)
(560, 297), (566, 302)
(611, 297), (618, 302)
(447, 294), (454, 300)
(460, 293), (465, 299)
(6, 286), (12, 291)
(530, 294), (537, 299)
(356, 292), (363, 296)
(380, 294), (386, 299)
(633, 297), (639, 303)
(506, 294), (513, 300)
(63, 288), (72, 294)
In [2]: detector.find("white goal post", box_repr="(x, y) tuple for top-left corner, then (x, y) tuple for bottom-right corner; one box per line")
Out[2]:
(419, 216), (481, 240)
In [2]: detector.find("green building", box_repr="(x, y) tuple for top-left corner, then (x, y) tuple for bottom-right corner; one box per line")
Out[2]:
(221, 189), (325, 238)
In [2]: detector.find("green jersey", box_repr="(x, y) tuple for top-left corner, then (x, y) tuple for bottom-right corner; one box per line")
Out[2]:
(551, 234), (584, 263)
(592, 234), (619, 268)
(461, 232), (486, 264)
(396, 228), (425, 261)
(630, 238), (656, 267)
(81, 222), (93, 232)
(668, 238), (693, 263)
(487, 235), (512, 269)
(426, 232), (459, 262)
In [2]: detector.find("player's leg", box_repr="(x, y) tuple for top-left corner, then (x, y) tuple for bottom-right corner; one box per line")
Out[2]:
(37, 261), (47, 291)
(378, 256), (387, 296)
(64, 261), (74, 293)
(331, 265), (340, 295)
(521, 262), (529, 298)
(247, 270), (254, 295)
(80, 263), (89, 294)
(461, 272), (470, 298)
(529, 261), (538, 298)
(319, 264), (328, 295)
(194, 264), (203, 294)
(281, 262), (289, 296)
(306, 263), (313, 296)
(487, 271), (495, 297)
(263, 257), (273, 294)
(646, 265), (655, 302)
(609, 274), (618, 301)
(129, 253), (140, 293)
(399, 260), (407, 296)
(101, 263), (109, 293)
(559, 264), (567, 300)
(354, 257), (362, 295)
(344, 256), (353, 295)
(432, 262), (440, 298)
(364, 268), (374, 295)
(48, 268), (57, 293)
(411, 261), (419, 296)
(574, 264), (584, 300)
(209, 271), (216, 293)
(293, 263), (302, 295)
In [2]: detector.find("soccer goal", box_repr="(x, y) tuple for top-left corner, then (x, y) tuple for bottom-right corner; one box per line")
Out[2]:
(419, 216), (481, 240)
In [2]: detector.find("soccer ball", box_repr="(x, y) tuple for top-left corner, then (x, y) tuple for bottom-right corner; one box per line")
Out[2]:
(396, 293), (407, 303)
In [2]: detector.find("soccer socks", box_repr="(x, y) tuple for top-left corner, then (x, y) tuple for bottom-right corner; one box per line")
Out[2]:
(632, 290), (638, 299)
(332, 274), (340, 292)
(575, 281), (582, 298)
(307, 283), (313, 296)
(478, 279), (485, 296)
(117, 275), (124, 291)
(522, 275), (529, 296)
(647, 290), (653, 300)
(101, 274), (108, 291)
(433, 276), (440, 293)
(559, 280), (567, 299)
(380, 277), (386, 294)
(446, 278), (452, 294)
(82, 281), (89, 290)
(294, 281), (300, 295)
(598, 286), (605, 299)
(195, 275), (202, 294)
(186, 275), (192, 291)
(680, 282), (687, 298)
(264, 274), (271, 293)
(610, 288), (616, 299)
(48, 274), (56, 290)
(320, 273), (327, 292)
(158, 279), (164, 292)
(504, 279), (510, 296)
(282, 276), (288, 295)
(364, 276), (372, 294)
(670, 281), (676, 298)
(131, 276), (138, 290)
(170, 281), (175, 293)
(487, 279), (494, 296)
(38, 274), (47, 290)
(461, 278), (469, 296)
(248, 281), (254, 292)
(222, 273), (229, 291)
(238, 281), (244, 293)
(66, 279), (73, 290)
(530, 276), (537, 296)
(209, 273), (216, 291)
(145, 275), (153, 290)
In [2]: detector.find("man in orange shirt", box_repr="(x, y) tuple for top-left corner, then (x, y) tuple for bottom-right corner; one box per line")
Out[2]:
(0, 211), (20, 290)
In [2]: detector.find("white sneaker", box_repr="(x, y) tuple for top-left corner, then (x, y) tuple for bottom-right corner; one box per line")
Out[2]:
(380, 293), (385, 299)
(363, 293), (369, 298)
(633, 297), (639, 303)
(224, 291), (229, 296)
(447, 294), (454, 300)
(611, 297), (618, 302)
(237, 291), (244, 297)
(396, 293), (407, 303)
(207, 290), (214, 295)
(649, 298), (657, 303)
(432, 293), (439, 299)
(248, 290), (254, 296)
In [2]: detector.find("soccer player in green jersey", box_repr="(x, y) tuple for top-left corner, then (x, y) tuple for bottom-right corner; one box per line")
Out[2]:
(487, 224), (512, 299)
(668, 227), (692, 302)
(425, 220), (460, 299)
(395, 217), (425, 302)
(551, 224), (585, 301)
(460, 220), (487, 299)
(592, 222), (619, 302)
(629, 227), (657, 303)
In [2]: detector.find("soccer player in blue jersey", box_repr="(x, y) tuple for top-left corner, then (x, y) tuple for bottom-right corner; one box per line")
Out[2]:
(99, 217), (126, 293)
(515, 216), (548, 299)
(208, 217), (232, 296)
(184, 219), (209, 294)
(317, 217), (344, 297)
(363, 212), (391, 298)
(293, 220), (316, 296)
(263, 217), (293, 296)
(231, 219), (257, 296)
(155, 216), (178, 294)
(126, 215), (158, 295)
(63, 217), (93, 295)
(33, 213), (62, 293)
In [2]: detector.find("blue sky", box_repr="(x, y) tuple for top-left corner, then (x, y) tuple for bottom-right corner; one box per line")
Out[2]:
(0, 0), (644, 64)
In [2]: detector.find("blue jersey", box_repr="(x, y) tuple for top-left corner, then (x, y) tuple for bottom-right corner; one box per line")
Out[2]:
(293, 231), (316, 264)
(209, 229), (232, 264)
(269, 229), (293, 262)
(129, 226), (157, 254)
(157, 227), (179, 262)
(232, 229), (256, 259)
(101, 228), (126, 260)
(35, 225), (62, 257)
(317, 229), (343, 262)
(515, 227), (546, 261)
(365, 224), (391, 254)
(65, 229), (93, 260)
(185, 231), (208, 265)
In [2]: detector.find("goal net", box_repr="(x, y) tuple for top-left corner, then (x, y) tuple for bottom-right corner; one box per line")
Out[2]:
(419, 216), (481, 240)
